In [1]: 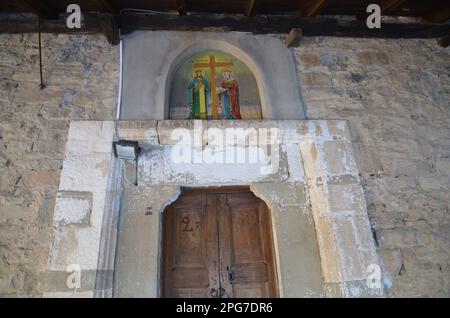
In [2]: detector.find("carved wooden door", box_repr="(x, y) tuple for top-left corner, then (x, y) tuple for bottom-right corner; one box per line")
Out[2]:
(161, 188), (278, 298)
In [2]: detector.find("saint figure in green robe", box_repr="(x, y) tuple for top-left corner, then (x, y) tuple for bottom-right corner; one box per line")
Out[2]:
(188, 70), (210, 119)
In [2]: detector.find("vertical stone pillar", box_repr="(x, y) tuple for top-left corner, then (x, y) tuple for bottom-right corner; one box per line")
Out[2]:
(113, 185), (180, 298)
(299, 120), (384, 297)
(43, 121), (115, 297)
(251, 182), (325, 297)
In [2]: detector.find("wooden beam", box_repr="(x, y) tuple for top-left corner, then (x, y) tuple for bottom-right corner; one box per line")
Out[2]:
(0, 15), (103, 34)
(423, 6), (450, 24)
(380, 0), (405, 13)
(305, 0), (327, 17)
(100, 14), (120, 45)
(246, 0), (257, 17)
(1, 13), (449, 40)
(285, 28), (302, 47)
(96, 0), (119, 14)
(117, 14), (450, 39)
(175, 0), (187, 16)
(15, 0), (59, 19)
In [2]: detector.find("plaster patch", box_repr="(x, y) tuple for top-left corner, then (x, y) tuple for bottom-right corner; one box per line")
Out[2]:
(54, 191), (92, 226)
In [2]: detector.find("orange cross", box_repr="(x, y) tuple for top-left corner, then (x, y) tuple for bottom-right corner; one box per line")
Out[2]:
(193, 55), (233, 119)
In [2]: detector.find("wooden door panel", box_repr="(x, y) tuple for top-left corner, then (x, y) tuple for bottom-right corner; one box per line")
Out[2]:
(162, 189), (278, 298)
(162, 193), (219, 298)
(232, 284), (270, 298)
(173, 206), (204, 267)
(229, 262), (269, 284)
(219, 192), (279, 298)
(230, 206), (264, 263)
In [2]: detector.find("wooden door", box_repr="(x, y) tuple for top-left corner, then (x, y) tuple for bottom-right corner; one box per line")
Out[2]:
(161, 188), (278, 298)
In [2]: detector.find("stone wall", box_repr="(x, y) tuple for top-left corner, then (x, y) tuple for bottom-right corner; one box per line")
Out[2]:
(0, 31), (448, 298)
(0, 34), (118, 296)
(294, 38), (450, 297)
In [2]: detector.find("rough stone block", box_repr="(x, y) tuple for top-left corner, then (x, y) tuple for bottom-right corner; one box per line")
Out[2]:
(302, 72), (332, 87)
(298, 53), (321, 66)
(352, 142), (383, 174)
(65, 121), (114, 156)
(379, 248), (403, 276)
(20, 170), (59, 189)
(356, 52), (389, 65)
(250, 182), (307, 206)
(322, 141), (358, 176)
(328, 184), (366, 213)
(59, 153), (111, 192)
(376, 228), (419, 248)
(322, 120), (351, 140)
(313, 217), (342, 283)
(273, 205), (324, 297)
(117, 120), (158, 143)
(332, 216), (364, 281)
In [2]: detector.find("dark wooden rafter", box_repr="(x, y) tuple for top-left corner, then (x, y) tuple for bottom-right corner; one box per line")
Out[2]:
(423, 6), (450, 23)
(116, 13), (450, 38)
(95, 0), (119, 14)
(0, 14), (103, 35)
(100, 13), (120, 45)
(0, 13), (449, 44)
(15, 0), (58, 19)
(305, 0), (327, 17)
(246, 0), (257, 17)
(380, 0), (406, 13)
(176, 0), (187, 16)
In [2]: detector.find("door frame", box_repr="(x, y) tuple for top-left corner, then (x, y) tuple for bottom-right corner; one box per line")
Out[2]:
(159, 186), (281, 297)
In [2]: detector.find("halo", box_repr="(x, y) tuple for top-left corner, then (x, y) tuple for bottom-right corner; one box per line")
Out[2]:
(222, 69), (233, 79)
(192, 69), (205, 78)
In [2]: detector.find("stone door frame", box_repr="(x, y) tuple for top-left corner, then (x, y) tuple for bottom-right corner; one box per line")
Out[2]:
(44, 119), (384, 298)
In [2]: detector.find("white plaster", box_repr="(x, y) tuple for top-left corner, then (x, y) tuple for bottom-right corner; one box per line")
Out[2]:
(283, 143), (305, 182)
(53, 192), (92, 226)
(121, 31), (305, 120)
(48, 119), (381, 298)
(47, 121), (115, 275)
(138, 145), (287, 185)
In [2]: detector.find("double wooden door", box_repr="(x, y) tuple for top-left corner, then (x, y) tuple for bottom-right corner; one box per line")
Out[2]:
(161, 188), (279, 298)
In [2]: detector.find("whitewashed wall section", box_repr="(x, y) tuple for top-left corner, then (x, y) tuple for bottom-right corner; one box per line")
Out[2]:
(44, 119), (384, 297)
(117, 120), (384, 297)
(44, 121), (118, 297)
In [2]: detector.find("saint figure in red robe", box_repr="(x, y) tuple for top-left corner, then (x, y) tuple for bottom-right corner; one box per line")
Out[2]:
(218, 70), (242, 119)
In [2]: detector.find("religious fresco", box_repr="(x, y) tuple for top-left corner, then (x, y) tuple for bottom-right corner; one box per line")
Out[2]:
(170, 50), (262, 120)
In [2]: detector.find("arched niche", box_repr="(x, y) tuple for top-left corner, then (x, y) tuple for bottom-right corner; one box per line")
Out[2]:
(169, 50), (263, 120)
(163, 40), (271, 119)
(120, 31), (305, 120)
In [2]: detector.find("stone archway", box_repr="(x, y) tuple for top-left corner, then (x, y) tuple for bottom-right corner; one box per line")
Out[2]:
(44, 119), (384, 298)
(113, 180), (325, 297)
(160, 187), (280, 298)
